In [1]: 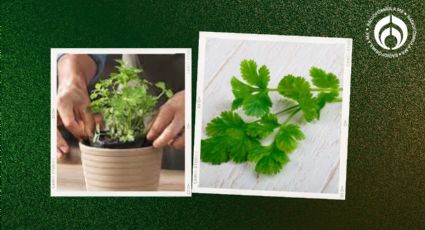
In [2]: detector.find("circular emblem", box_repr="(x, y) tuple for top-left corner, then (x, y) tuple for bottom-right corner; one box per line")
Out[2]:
(366, 7), (416, 58)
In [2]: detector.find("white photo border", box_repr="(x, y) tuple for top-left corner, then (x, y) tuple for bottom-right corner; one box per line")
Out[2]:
(192, 32), (352, 200)
(51, 48), (192, 197)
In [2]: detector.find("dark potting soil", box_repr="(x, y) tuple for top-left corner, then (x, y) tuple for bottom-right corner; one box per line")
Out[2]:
(86, 132), (152, 149)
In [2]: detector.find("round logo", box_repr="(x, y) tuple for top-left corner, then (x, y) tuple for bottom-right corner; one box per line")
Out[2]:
(366, 7), (416, 58)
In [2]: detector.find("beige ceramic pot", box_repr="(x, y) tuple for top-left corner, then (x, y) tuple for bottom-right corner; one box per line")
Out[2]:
(79, 142), (163, 191)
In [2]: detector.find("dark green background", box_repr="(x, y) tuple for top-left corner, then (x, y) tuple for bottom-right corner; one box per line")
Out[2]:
(2, 0), (424, 228)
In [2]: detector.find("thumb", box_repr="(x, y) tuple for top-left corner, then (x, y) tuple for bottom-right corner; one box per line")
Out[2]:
(81, 107), (95, 138)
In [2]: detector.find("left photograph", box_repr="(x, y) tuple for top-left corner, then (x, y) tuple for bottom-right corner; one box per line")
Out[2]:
(51, 49), (192, 196)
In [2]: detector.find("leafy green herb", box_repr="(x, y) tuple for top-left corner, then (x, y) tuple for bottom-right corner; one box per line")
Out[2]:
(230, 60), (272, 117)
(310, 67), (340, 89)
(275, 124), (305, 153)
(201, 111), (261, 164)
(89, 59), (172, 143)
(253, 143), (290, 175)
(201, 59), (342, 175)
(246, 113), (279, 139)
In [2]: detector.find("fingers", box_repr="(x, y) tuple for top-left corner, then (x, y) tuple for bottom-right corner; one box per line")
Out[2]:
(57, 83), (92, 139)
(147, 90), (185, 149)
(80, 106), (95, 137)
(171, 132), (185, 149)
(57, 101), (85, 138)
(152, 117), (184, 148)
(147, 106), (174, 141)
(94, 114), (103, 125)
(57, 128), (69, 159)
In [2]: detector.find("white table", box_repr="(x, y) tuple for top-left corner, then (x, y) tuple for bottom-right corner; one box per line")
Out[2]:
(197, 37), (349, 194)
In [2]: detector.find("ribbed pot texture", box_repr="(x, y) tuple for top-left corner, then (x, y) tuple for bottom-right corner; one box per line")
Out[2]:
(79, 142), (163, 191)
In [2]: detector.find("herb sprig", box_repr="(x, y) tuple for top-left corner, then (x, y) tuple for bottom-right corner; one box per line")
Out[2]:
(201, 59), (342, 175)
(90, 60), (173, 143)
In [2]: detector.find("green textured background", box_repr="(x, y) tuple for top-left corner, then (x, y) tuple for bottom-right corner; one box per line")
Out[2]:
(2, 0), (424, 228)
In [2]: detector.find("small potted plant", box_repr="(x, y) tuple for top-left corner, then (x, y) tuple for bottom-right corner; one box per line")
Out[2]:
(79, 59), (173, 191)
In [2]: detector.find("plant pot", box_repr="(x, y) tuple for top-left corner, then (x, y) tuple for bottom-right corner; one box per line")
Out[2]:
(79, 141), (163, 191)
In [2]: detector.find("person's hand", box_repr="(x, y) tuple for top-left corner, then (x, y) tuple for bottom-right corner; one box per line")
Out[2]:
(57, 54), (97, 158)
(147, 90), (185, 149)
(57, 116), (69, 159)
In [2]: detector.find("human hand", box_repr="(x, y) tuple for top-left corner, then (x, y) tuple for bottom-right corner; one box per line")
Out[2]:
(147, 90), (185, 149)
(57, 54), (96, 158)
(57, 116), (69, 159)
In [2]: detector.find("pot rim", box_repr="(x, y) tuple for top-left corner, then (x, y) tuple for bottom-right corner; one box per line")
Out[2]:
(79, 141), (159, 153)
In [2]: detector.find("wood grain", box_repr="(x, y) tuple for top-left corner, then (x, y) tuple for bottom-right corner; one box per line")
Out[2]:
(198, 38), (348, 193)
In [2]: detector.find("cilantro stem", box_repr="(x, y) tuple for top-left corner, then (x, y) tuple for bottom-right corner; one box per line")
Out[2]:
(275, 105), (299, 116)
(284, 108), (301, 124)
(144, 80), (153, 86)
(155, 90), (166, 99)
(248, 105), (299, 124)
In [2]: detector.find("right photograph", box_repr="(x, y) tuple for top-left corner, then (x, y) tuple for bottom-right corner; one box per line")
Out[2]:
(193, 32), (352, 199)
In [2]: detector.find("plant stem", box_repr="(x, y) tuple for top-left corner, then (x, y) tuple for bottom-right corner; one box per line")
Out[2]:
(249, 105), (299, 123)
(268, 88), (278, 92)
(275, 105), (299, 116)
(128, 109), (132, 131)
(155, 90), (166, 99)
(284, 108), (301, 124)
(144, 80), (153, 86)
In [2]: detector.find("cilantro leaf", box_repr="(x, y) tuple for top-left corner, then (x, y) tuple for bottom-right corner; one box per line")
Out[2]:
(155, 81), (174, 98)
(155, 81), (166, 90)
(275, 124), (305, 153)
(278, 75), (319, 122)
(201, 132), (261, 164)
(310, 67), (340, 89)
(201, 111), (261, 163)
(277, 75), (311, 100)
(299, 96), (319, 122)
(240, 59), (270, 88)
(240, 59), (259, 85)
(231, 77), (256, 98)
(226, 131), (261, 162)
(231, 98), (244, 110)
(253, 144), (289, 175)
(246, 113), (280, 138)
(242, 92), (273, 117)
(201, 137), (229, 164)
(206, 111), (245, 137)
(165, 89), (174, 98)
(316, 90), (339, 117)
(257, 65), (271, 89)
(231, 60), (272, 117)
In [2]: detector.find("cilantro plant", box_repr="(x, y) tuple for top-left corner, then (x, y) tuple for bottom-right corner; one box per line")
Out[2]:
(89, 60), (173, 144)
(201, 59), (342, 175)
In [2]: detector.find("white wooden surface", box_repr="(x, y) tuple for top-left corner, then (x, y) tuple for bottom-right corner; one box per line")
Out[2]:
(198, 38), (347, 193)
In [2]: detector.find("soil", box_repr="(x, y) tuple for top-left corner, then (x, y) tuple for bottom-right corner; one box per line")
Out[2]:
(86, 131), (152, 149)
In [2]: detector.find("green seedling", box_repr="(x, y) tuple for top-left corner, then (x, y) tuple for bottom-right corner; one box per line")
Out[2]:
(90, 59), (173, 144)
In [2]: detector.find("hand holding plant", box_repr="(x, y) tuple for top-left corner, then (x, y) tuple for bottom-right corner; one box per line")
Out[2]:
(89, 59), (173, 147)
(57, 54), (97, 158)
(147, 90), (185, 149)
